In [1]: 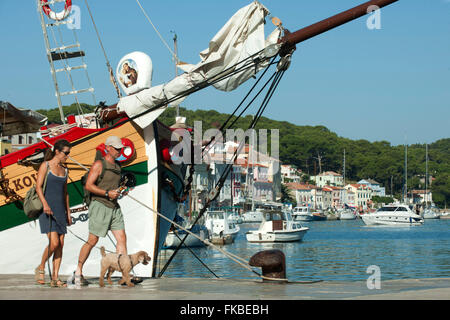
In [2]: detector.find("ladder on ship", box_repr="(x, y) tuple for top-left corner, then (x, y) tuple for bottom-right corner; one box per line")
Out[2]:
(37, 0), (96, 125)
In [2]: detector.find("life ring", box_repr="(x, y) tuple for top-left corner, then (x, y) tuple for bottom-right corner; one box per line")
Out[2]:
(41, 0), (72, 21)
(160, 140), (173, 164)
(117, 138), (136, 163)
(95, 138), (136, 163)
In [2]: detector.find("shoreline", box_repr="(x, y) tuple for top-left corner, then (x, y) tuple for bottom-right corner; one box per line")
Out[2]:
(0, 274), (449, 300)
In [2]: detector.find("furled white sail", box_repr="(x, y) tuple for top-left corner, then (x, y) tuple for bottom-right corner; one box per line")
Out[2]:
(117, 1), (281, 129)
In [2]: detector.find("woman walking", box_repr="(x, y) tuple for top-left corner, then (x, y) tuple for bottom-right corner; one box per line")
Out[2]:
(34, 139), (72, 287)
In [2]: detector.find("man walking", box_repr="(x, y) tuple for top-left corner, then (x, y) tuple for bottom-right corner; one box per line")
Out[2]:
(74, 136), (126, 286)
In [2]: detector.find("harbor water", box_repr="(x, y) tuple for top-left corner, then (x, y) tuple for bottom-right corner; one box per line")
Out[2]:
(159, 219), (450, 282)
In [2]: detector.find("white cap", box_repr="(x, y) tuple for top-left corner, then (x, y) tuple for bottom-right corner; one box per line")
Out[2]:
(105, 136), (125, 149)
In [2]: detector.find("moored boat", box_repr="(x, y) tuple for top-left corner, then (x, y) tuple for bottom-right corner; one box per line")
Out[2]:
(312, 211), (327, 221)
(205, 210), (240, 245)
(246, 210), (309, 243)
(292, 206), (314, 221)
(423, 207), (440, 219)
(361, 204), (424, 226)
(0, 118), (187, 277)
(339, 209), (357, 220)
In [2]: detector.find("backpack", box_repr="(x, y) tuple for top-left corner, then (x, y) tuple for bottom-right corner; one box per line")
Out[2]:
(23, 162), (49, 219)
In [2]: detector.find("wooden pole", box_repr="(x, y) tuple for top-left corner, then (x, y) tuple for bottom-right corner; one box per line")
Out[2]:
(281, 0), (399, 47)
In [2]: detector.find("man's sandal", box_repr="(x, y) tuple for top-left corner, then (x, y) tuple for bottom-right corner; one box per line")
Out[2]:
(34, 267), (45, 285)
(50, 279), (67, 288)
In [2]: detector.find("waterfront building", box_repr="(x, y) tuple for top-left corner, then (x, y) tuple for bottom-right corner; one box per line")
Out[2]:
(358, 178), (386, 197)
(322, 186), (333, 210)
(409, 190), (433, 205)
(190, 163), (214, 213)
(346, 190), (356, 208)
(281, 164), (302, 183)
(327, 186), (345, 209)
(345, 184), (373, 209)
(311, 187), (324, 210)
(286, 183), (313, 207)
(312, 171), (344, 187)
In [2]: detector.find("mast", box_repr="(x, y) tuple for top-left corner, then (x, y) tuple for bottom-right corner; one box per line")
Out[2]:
(404, 142), (408, 204)
(343, 149), (346, 187)
(172, 31), (180, 118)
(343, 149), (346, 206)
(37, 0), (65, 124)
(425, 144), (428, 207)
(281, 0), (399, 48)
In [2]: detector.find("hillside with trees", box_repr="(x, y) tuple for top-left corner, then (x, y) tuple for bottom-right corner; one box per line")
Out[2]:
(37, 104), (450, 208)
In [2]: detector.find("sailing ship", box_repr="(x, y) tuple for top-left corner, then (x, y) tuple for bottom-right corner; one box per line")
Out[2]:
(0, 0), (400, 278)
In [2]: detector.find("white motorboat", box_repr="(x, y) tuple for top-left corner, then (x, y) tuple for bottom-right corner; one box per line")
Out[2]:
(339, 209), (357, 220)
(361, 204), (424, 226)
(242, 208), (265, 223)
(423, 208), (441, 219)
(205, 210), (240, 245)
(246, 210), (309, 243)
(292, 206), (314, 221)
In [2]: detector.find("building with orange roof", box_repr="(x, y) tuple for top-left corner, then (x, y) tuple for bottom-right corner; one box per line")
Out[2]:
(345, 184), (373, 209)
(312, 171), (344, 187)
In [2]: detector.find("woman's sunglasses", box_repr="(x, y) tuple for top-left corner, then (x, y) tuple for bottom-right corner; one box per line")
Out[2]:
(62, 150), (70, 156)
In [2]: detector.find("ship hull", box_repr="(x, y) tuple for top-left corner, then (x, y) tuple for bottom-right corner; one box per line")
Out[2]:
(0, 120), (184, 277)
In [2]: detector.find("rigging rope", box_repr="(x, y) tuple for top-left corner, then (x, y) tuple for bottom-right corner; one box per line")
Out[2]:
(158, 62), (287, 277)
(83, 0), (122, 98)
(135, 0), (178, 63)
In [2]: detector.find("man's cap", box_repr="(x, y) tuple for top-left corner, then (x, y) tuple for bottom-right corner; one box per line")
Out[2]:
(105, 136), (125, 149)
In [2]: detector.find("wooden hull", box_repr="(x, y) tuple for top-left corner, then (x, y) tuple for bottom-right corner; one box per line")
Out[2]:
(0, 120), (185, 277)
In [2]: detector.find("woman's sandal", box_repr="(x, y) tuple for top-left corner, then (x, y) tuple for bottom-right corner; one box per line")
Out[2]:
(34, 267), (45, 285)
(50, 279), (67, 288)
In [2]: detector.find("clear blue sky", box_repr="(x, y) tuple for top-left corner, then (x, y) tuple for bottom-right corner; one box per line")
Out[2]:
(1, 0), (449, 146)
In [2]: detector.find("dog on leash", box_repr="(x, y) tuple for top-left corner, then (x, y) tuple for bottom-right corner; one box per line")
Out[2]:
(99, 246), (151, 287)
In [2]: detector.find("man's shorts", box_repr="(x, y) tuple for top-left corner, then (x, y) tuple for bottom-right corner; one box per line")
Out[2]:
(88, 200), (125, 238)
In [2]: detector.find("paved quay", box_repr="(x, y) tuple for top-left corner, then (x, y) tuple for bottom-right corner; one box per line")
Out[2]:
(0, 275), (449, 300)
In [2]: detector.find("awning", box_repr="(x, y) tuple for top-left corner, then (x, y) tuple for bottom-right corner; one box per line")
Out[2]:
(0, 101), (48, 136)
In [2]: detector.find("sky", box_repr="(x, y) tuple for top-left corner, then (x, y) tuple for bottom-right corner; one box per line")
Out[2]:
(0, 0), (449, 146)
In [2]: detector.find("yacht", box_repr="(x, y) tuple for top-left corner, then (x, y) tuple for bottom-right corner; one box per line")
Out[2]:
(292, 206), (314, 221)
(361, 204), (424, 226)
(205, 210), (240, 245)
(246, 210), (309, 243)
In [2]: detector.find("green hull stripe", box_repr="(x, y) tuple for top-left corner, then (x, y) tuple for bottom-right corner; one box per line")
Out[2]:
(0, 161), (148, 232)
